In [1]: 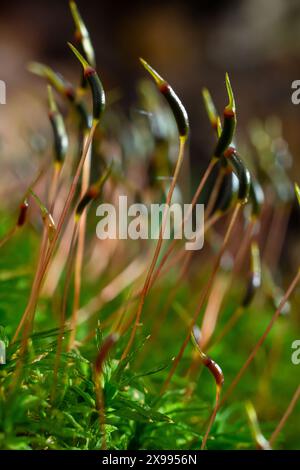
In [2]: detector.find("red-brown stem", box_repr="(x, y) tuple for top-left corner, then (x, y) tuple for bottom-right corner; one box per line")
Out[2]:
(145, 159), (217, 295)
(148, 209), (221, 295)
(68, 130), (92, 350)
(233, 218), (256, 275)
(160, 203), (241, 395)
(51, 222), (79, 401)
(201, 387), (221, 450)
(121, 136), (187, 361)
(12, 123), (97, 344)
(49, 163), (61, 213)
(269, 385), (300, 447)
(12, 227), (49, 343)
(220, 268), (300, 407)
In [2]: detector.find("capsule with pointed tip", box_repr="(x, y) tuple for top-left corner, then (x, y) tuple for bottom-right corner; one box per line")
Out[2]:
(75, 163), (112, 218)
(139, 58), (189, 138)
(227, 149), (251, 203)
(214, 74), (236, 159)
(95, 332), (119, 374)
(17, 200), (29, 227)
(28, 62), (91, 130)
(68, 43), (105, 123)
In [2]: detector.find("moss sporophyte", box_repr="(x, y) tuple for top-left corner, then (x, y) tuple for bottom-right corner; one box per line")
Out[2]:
(1, 0), (299, 452)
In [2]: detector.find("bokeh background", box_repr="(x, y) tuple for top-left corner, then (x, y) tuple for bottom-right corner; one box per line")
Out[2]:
(0, 0), (300, 450)
(0, 0), (300, 265)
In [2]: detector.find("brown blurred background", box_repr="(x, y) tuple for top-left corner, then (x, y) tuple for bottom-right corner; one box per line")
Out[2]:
(1, 1), (300, 165)
(0, 0), (300, 266)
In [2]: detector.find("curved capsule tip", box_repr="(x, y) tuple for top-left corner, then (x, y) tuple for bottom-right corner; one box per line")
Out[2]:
(69, 42), (105, 123)
(28, 62), (76, 101)
(69, 1), (96, 67)
(202, 87), (221, 136)
(68, 42), (90, 73)
(225, 72), (236, 116)
(241, 241), (261, 307)
(140, 58), (189, 138)
(139, 58), (165, 87)
(95, 332), (119, 374)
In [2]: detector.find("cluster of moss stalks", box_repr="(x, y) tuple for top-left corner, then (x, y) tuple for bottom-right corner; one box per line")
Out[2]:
(0, 1), (299, 450)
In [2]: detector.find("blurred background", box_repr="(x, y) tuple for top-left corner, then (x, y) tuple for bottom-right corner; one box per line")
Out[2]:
(0, 1), (299, 450)
(0, 0), (300, 266)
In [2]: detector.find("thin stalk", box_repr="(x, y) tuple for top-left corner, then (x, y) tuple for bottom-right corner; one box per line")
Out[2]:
(135, 251), (191, 368)
(49, 163), (61, 213)
(210, 306), (243, 348)
(0, 164), (47, 250)
(204, 169), (224, 220)
(94, 333), (119, 449)
(160, 203), (241, 395)
(148, 196), (221, 294)
(201, 390), (221, 450)
(190, 330), (224, 450)
(147, 159), (217, 291)
(12, 219), (50, 343)
(220, 268), (300, 407)
(121, 135), (187, 361)
(269, 385), (300, 447)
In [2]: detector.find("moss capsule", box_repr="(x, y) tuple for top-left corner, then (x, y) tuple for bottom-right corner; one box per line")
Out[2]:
(227, 150), (251, 203)
(214, 168), (239, 214)
(75, 163), (112, 218)
(29, 189), (56, 241)
(140, 58), (189, 138)
(191, 329), (224, 389)
(69, 1), (96, 68)
(68, 43), (105, 123)
(75, 186), (98, 218)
